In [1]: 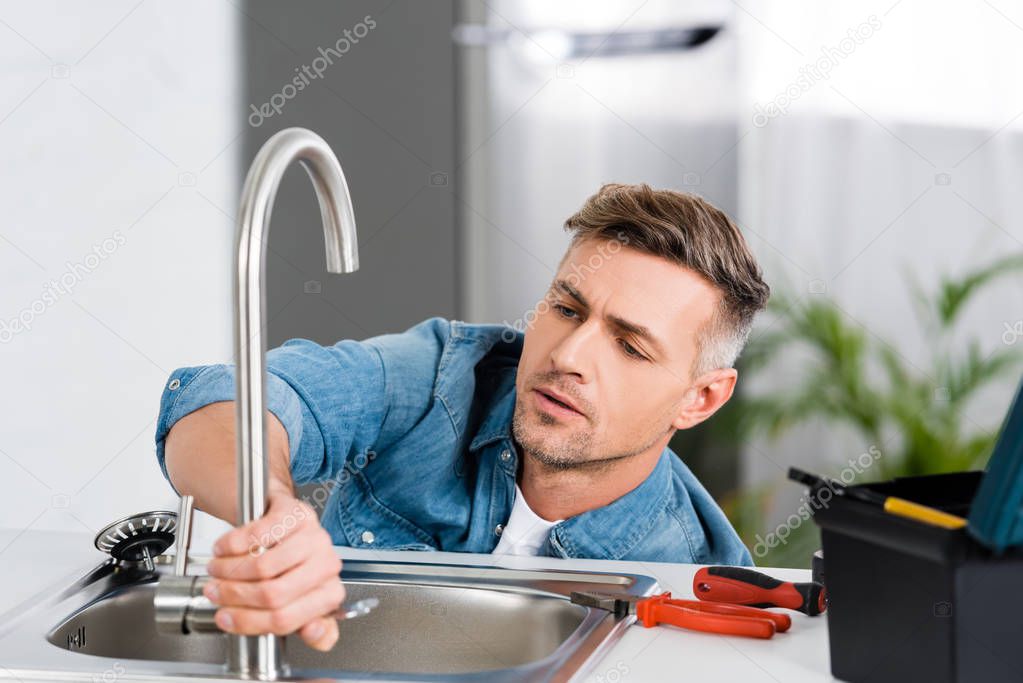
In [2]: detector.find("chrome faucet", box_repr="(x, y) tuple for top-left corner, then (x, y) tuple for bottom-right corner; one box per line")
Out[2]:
(231, 127), (359, 678)
(154, 128), (360, 680)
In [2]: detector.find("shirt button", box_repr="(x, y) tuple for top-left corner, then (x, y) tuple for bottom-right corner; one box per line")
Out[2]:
(494, 524), (504, 536)
(361, 530), (375, 544)
(168, 378), (181, 390)
(500, 449), (511, 462)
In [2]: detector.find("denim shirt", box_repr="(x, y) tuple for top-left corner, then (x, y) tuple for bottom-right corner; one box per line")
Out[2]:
(154, 317), (753, 566)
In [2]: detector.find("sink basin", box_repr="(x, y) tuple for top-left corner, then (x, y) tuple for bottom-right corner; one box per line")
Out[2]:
(49, 579), (583, 673)
(0, 555), (659, 681)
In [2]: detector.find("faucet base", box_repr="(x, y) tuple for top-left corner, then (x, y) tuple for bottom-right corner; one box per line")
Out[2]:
(227, 634), (289, 680)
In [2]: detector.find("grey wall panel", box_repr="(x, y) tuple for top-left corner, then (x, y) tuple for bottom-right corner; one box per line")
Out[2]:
(241, 0), (458, 347)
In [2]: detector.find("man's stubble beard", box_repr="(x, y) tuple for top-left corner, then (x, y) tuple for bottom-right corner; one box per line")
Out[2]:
(511, 398), (671, 475)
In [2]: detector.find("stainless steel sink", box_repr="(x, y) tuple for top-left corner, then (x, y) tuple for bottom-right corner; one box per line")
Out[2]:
(0, 555), (659, 682)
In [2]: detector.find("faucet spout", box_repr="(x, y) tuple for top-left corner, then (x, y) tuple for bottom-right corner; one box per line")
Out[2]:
(232, 127), (359, 678)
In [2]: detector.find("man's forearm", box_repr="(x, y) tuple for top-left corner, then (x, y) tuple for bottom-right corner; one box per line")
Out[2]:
(164, 401), (294, 524)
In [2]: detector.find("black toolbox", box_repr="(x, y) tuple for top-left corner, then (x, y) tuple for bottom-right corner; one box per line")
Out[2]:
(812, 470), (1023, 683)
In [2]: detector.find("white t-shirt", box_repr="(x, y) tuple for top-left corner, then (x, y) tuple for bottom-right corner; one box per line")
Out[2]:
(492, 484), (563, 556)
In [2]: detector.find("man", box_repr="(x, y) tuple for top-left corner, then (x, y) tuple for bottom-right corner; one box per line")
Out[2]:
(156, 183), (770, 651)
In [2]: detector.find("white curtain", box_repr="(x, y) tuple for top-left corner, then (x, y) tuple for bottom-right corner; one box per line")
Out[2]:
(735, 0), (1023, 503)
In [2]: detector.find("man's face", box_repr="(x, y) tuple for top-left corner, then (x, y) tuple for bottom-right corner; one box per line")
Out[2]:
(512, 237), (729, 471)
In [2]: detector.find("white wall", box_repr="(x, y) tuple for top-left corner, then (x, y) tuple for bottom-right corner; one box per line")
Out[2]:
(0, 1), (240, 548)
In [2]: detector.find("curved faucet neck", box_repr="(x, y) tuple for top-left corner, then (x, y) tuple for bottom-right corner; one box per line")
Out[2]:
(231, 127), (359, 678)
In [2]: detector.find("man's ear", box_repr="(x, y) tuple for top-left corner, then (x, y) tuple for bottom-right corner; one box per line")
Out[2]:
(671, 368), (738, 431)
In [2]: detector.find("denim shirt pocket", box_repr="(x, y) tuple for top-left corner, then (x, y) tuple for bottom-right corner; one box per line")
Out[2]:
(331, 469), (437, 549)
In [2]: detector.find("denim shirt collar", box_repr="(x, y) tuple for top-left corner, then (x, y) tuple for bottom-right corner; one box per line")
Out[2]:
(552, 448), (673, 561)
(468, 375), (673, 561)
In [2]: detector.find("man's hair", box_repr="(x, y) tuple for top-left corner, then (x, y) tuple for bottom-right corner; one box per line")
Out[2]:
(563, 183), (770, 377)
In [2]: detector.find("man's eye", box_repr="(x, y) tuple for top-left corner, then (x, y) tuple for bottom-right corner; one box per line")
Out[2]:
(555, 304), (578, 320)
(619, 339), (645, 360)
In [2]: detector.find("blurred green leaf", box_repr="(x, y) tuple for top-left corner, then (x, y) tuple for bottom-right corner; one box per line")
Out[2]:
(934, 254), (1023, 329)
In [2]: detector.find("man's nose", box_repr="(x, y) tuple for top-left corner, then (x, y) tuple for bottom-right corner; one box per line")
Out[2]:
(549, 320), (599, 382)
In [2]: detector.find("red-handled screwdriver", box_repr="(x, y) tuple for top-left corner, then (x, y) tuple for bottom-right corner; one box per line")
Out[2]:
(693, 566), (827, 616)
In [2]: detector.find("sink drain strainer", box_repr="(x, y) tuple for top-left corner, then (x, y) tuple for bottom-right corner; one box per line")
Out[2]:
(94, 510), (178, 570)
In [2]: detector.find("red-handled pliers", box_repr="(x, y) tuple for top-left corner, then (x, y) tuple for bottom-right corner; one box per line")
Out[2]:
(570, 590), (792, 639)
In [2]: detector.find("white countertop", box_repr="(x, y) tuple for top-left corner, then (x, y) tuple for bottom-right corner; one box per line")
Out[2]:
(0, 528), (835, 682)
